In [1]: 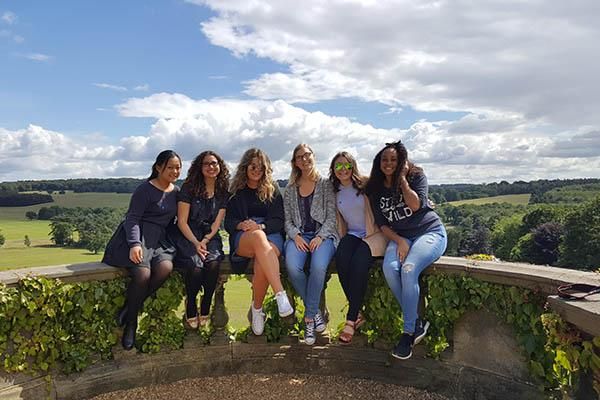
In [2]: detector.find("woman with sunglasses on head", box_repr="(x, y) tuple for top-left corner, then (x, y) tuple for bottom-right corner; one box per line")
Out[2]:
(365, 141), (447, 360)
(170, 151), (229, 329)
(225, 148), (293, 336)
(329, 151), (387, 345)
(284, 144), (337, 345)
(103, 150), (182, 350)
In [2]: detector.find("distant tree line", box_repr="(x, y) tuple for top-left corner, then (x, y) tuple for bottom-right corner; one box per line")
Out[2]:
(439, 196), (600, 270)
(2, 177), (598, 201)
(0, 193), (53, 207)
(0, 178), (145, 194)
(49, 207), (124, 254)
(429, 178), (600, 204)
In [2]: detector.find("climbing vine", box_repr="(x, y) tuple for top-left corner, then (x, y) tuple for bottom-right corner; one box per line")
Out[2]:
(360, 270), (599, 396)
(1, 270), (598, 397)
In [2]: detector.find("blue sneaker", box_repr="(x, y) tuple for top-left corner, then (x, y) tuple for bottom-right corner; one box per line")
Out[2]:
(304, 320), (316, 345)
(391, 333), (414, 360)
(314, 312), (327, 333)
(414, 318), (430, 345)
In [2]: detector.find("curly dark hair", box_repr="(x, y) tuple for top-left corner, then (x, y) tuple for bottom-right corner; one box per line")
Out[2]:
(328, 151), (366, 195)
(183, 151), (230, 199)
(364, 140), (422, 197)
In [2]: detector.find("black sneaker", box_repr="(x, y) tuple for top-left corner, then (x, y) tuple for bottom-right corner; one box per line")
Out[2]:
(413, 318), (430, 345)
(391, 333), (414, 360)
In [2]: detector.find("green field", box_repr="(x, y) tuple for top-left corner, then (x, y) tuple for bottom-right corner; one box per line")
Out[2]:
(448, 193), (531, 206)
(0, 219), (102, 270)
(0, 191), (131, 220)
(0, 192), (129, 269)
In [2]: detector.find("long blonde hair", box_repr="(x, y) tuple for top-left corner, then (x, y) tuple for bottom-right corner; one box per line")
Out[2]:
(230, 148), (277, 202)
(288, 143), (319, 186)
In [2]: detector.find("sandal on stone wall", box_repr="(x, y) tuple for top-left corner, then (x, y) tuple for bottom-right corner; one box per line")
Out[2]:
(355, 312), (366, 331)
(198, 315), (210, 328)
(339, 321), (355, 345)
(184, 314), (199, 330)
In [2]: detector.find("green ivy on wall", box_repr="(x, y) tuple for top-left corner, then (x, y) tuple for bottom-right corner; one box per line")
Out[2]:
(1, 271), (598, 398)
(359, 269), (599, 396)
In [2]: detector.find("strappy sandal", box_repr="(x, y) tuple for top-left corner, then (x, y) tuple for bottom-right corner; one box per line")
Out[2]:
(184, 314), (199, 329)
(339, 321), (355, 345)
(198, 315), (210, 328)
(355, 312), (366, 331)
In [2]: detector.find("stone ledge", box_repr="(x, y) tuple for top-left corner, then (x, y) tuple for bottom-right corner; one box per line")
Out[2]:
(3, 257), (599, 339)
(1, 342), (543, 400)
(547, 294), (600, 337)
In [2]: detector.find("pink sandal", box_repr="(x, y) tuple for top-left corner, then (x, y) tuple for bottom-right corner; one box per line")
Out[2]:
(338, 321), (355, 345)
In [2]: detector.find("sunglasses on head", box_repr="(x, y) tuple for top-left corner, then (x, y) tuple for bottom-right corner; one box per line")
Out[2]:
(334, 162), (352, 171)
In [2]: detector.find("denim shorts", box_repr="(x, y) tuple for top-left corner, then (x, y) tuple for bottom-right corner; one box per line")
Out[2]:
(232, 229), (284, 255)
(229, 217), (284, 274)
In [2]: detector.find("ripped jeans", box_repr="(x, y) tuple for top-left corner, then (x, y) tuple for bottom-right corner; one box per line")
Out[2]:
(382, 225), (447, 334)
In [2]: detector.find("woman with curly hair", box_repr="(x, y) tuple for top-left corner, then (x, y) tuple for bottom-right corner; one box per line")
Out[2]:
(283, 144), (337, 345)
(225, 148), (293, 336)
(171, 151), (230, 329)
(329, 151), (387, 345)
(103, 150), (182, 350)
(365, 141), (447, 360)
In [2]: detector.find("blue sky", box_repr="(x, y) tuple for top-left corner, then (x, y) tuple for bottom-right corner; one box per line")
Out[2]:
(1, 1), (599, 183)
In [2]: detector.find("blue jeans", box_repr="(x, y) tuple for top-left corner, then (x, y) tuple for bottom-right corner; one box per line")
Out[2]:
(382, 225), (447, 333)
(285, 232), (336, 319)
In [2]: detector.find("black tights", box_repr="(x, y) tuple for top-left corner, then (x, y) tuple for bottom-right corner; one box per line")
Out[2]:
(125, 260), (173, 323)
(185, 260), (220, 318)
(335, 234), (374, 322)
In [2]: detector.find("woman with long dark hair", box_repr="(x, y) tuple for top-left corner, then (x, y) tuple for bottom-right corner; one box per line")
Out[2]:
(103, 150), (182, 350)
(365, 141), (447, 360)
(329, 151), (387, 345)
(224, 148), (293, 336)
(284, 144), (337, 345)
(170, 151), (229, 329)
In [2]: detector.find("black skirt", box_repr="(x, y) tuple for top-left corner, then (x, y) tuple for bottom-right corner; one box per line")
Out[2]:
(170, 225), (224, 270)
(102, 221), (176, 269)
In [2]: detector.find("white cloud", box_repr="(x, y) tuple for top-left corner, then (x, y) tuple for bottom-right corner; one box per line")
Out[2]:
(93, 83), (128, 92)
(12, 34), (23, 43)
(195, 0), (600, 131)
(23, 53), (52, 62)
(1, 11), (17, 25)
(134, 84), (150, 91)
(3, 95), (599, 183)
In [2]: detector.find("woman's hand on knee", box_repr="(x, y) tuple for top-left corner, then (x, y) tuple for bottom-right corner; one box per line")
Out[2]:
(294, 234), (309, 252)
(308, 236), (323, 252)
(395, 237), (409, 262)
(129, 246), (143, 264)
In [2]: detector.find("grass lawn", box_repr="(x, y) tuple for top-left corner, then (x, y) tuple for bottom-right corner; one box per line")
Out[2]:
(0, 218), (102, 270)
(223, 275), (347, 332)
(449, 193), (531, 206)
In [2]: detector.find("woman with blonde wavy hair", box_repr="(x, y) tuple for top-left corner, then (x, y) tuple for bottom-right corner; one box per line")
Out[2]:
(225, 148), (293, 336)
(284, 144), (337, 345)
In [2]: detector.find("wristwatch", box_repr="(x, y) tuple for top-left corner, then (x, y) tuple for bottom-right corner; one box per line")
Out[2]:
(259, 223), (266, 230)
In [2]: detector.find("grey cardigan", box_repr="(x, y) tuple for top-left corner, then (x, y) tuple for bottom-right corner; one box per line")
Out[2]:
(284, 177), (339, 246)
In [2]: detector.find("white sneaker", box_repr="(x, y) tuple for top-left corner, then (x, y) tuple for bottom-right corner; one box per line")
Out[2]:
(251, 305), (265, 335)
(314, 311), (327, 333)
(275, 291), (293, 317)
